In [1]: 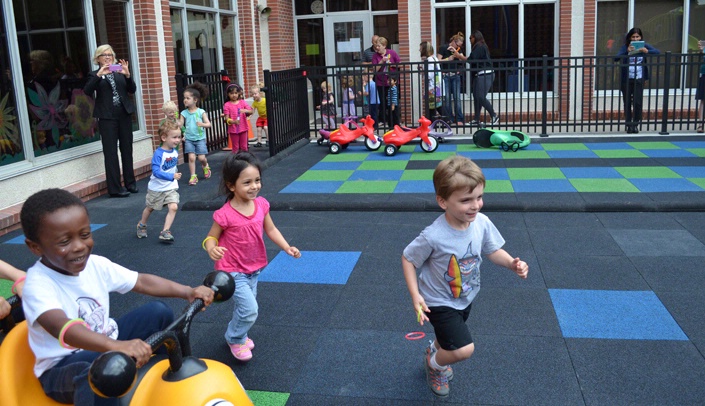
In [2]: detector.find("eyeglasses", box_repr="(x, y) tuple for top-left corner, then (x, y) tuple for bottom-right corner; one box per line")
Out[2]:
(99, 53), (114, 58)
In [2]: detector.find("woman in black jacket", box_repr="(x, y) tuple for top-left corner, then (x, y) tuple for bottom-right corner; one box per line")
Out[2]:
(467, 31), (498, 127)
(83, 45), (138, 197)
(614, 28), (660, 133)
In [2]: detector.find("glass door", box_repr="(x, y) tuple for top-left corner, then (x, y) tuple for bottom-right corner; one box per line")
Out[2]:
(325, 14), (370, 66)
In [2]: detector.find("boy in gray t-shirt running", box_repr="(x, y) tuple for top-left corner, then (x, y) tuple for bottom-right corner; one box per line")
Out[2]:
(402, 155), (528, 397)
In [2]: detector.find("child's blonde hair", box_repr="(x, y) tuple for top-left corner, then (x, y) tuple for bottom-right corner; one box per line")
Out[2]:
(251, 86), (261, 97)
(321, 81), (330, 91)
(162, 100), (178, 119)
(158, 119), (181, 139)
(433, 155), (486, 200)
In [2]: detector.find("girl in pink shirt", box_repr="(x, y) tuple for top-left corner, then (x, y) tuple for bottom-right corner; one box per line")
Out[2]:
(202, 152), (301, 362)
(222, 83), (253, 152)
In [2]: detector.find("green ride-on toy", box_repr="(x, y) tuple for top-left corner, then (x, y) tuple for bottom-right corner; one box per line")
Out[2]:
(472, 128), (531, 152)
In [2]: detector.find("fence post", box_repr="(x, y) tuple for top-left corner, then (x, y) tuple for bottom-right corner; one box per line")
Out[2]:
(659, 52), (671, 135)
(540, 55), (548, 136)
(175, 73), (185, 112)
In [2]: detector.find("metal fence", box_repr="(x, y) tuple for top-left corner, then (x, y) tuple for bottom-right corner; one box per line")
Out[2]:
(304, 52), (705, 137)
(263, 68), (311, 154)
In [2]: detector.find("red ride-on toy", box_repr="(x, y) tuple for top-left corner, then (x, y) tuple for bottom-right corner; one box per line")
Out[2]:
(382, 115), (439, 156)
(0, 271), (253, 406)
(317, 115), (358, 146)
(327, 115), (381, 154)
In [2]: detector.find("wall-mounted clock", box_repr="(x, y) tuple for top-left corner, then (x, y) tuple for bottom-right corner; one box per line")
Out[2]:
(311, 0), (323, 14)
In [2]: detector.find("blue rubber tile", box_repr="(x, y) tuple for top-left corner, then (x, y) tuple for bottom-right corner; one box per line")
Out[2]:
(3, 224), (107, 244)
(641, 149), (698, 158)
(482, 167), (510, 180)
(546, 150), (599, 159)
(608, 229), (705, 256)
(393, 180), (434, 193)
(538, 254), (649, 291)
(258, 251), (360, 284)
(669, 165), (705, 177)
(524, 143), (545, 151)
(566, 339), (705, 405)
(364, 151), (411, 160)
(456, 150), (504, 160)
(672, 140), (705, 149)
(585, 142), (634, 150)
(279, 181), (343, 193)
(435, 143), (458, 152)
(560, 166), (622, 179)
(348, 170), (403, 181)
(511, 179), (577, 192)
(549, 289), (688, 340)
(310, 161), (361, 170)
(630, 178), (705, 192)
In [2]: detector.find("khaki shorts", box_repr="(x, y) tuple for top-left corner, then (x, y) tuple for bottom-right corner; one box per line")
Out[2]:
(145, 189), (180, 210)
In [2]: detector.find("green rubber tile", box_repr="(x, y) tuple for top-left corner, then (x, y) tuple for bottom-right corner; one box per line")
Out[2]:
(336, 180), (397, 193)
(297, 170), (353, 181)
(507, 167), (566, 180)
(501, 150), (550, 159)
(687, 148), (705, 157)
(541, 143), (589, 151)
(485, 180), (514, 193)
(401, 169), (434, 180)
(321, 153), (369, 162)
(358, 160), (407, 170)
(627, 141), (679, 150)
(615, 166), (681, 179)
(246, 390), (290, 406)
(688, 178), (705, 188)
(593, 149), (648, 158)
(570, 178), (640, 192)
(409, 151), (454, 160)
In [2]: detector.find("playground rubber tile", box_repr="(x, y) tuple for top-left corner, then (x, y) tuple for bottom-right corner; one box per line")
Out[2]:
(364, 151), (411, 161)
(549, 289), (687, 340)
(457, 150), (504, 160)
(327, 284), (417, 331)
(560, 166), (623, 178)
(669, 165), (705, 177)
(336, 180), (397, 193)
(511, 179), (576, 192)
(686, 148), (705, 156)
(296, 170), (353, 181)
(627, 141), (679, 149)
(357, 160), (406, 170)
(512, 192), (586, 210)
(3, 224), (107, 244)
(593, 149), (648, 158)
(584, 142), (634, 150)
(399, 169), (433, 180)
(546, 150), (600, 159)
(482, 167), (510, 180)
(529, 228), (624, 256)
(507, 167), (565, 180)
(408, 151), (454, 161)
(503, 158), (557, 168)
(321, 153), (368, 162)
(402, 160), (439, 170)
(279, 181), (343, 193)
(538, 254), (649, 290)
(501, 150), (550, 159)
(631, 256), (705, 294)
(672, 140), (705, 148)
(393, 180), (434, 193)
(641, 149), (698, 158)
(566, 339), (705, 405)
(485, 180), (514, 193)
(522, 212), (602, 229)
(348, 170), (402, 181)
(580, 192), (655, 210)
(631, 178), (705, 192)
(672, 212), (705, 242)
(470, 288), (561, 337)
(246, 390), (289, 406)
(608, 229), (705, 257)
(540, 143), (590, 151)
(310, 161), (360, 170)
(552, 157), (609, 167)
(285, 394), (431, 406)
(256, 283), (344, 328)
(615, 166), (681, 178)
(596, 212), (684, 229)
(689, 178), (705, 189)
(657, 291), (705, 339)
(570, 178), (640, 193)
(258, 251), (360, 284)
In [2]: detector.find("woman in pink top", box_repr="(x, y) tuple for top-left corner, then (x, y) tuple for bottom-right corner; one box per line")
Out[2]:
(371, 36), (400, 127)
(222, 83), (253, 152)
(202, 152), (301, 362)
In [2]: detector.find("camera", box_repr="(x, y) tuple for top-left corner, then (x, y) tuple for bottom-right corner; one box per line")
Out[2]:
(109, 64), (122, 72)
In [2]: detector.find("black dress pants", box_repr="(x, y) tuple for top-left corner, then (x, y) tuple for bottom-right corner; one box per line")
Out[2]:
(98, 109), (135, 194)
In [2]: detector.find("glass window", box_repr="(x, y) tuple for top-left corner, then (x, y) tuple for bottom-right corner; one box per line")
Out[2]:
(186, 0), (210, 6)
(171, 9), (186, 74)
(295, 0), (322, 16)
(26, 0), (62, 30)
(373, 14), (399, 50)
(326, 0), (366, 13)
(435, 8), (465, 52)
(372, 0), (397, 12)
(688, 0), (705, 53)
(524, 3), (555, 92)
(0, 0), (25, 167)
(595, 1), (626, 91)
(471, 5), (519, 93)
(187, 11), (217, 75)
(218, 0), (231, 10)
(634, 0), (682, 90)
(297, 18), (325, 67)
(221, 14), (239, 79)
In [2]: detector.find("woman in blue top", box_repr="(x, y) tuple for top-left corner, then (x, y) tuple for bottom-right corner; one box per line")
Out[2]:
(614, 28), (660, 134)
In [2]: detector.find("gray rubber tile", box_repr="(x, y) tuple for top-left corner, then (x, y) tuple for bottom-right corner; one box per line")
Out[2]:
(655, 291), (705, 340)
(596, 212), (685, 229)
(608, 229), (705, 256)
(470, 288), (561, 337)
(529, 228), (624, 256)
(538, 254), (649, 290)
(630, 256), (705, 294)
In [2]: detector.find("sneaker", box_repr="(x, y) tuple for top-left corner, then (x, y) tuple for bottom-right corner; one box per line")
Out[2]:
(189, 174), (198, 186)
(424, 351), (450, 397)
(255, 142), (262, 148)
(229, 342), (253, 361)
(158, 230), (174, 244)
(203, 165), (212, 179)
(245, 337), (255, 350)
(491, 115), (500, 125)
(468, 120), (480, 126)
(136, 223), (147, 239)
(425, 343), (453, 381)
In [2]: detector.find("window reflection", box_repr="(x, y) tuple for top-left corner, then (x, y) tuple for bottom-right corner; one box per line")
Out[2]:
(188, 11), (217, 75)
(0, 0), (24, 166)
(221, 14), (238, 78)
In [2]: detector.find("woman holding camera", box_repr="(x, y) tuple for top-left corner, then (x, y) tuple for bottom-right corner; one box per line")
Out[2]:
(83, 44), (138, 197)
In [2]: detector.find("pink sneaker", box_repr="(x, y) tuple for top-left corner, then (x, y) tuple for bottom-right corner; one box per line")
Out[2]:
(229, 342), (252, 361)
(245, 337), (255, 350)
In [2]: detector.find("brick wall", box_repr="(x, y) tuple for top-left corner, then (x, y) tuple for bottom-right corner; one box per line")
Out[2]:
(267, 0), (297, 71)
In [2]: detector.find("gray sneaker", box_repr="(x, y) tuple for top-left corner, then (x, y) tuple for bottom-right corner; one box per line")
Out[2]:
(136, 223), (147, 239)
(424, 351), (450, 397)
(425, 343), (453, 381)
(159, 230), (174, 243)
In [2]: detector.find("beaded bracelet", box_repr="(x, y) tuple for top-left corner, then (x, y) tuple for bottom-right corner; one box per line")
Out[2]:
(11, 276), (26, 295)
(58, 318), (89, 349)
(202, 236), (219, 251)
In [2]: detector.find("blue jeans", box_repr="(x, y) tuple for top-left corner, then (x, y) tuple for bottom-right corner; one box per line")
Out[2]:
(443, 74), (463, 123)
(38, 301), (173, 405)
(225, 270), (261, 345)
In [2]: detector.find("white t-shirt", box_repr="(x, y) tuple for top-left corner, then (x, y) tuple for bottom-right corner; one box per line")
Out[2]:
(22, 255), (138, 377)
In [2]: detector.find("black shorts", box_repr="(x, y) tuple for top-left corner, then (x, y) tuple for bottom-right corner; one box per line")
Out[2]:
(427, 303), (473, 351)
(696, 75), (705, 101)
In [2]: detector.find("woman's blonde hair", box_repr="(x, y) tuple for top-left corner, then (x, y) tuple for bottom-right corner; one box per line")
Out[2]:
(450, 32), (465, 43)
(377, 37), (389, 47)
(420, 41), (435, 58)
(92, 44), (116, 64)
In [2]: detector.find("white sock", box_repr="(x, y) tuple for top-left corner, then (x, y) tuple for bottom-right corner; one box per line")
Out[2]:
(430, 352), (447, 371)
(428, 340), (437, 353)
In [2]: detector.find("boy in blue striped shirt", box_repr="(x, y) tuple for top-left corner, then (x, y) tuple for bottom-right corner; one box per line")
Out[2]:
(387, 75), (400, 126)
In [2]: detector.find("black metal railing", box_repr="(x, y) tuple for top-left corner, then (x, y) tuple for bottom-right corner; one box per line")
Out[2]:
(263, 68), (310, 154)
(301, 52), (705, 137)
(175, 70), (230, 151)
